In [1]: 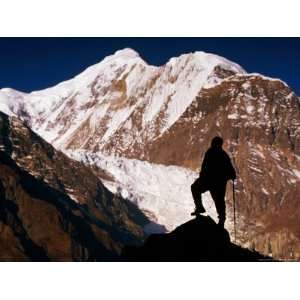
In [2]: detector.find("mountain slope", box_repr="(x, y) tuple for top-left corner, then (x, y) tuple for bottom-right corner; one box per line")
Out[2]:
(0, 112), (153, 261)
(145, 74), (300, 260)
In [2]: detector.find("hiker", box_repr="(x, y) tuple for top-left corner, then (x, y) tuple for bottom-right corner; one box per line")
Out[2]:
(191, 136), (236, 227)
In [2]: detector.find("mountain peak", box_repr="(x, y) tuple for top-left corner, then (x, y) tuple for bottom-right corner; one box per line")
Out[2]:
(93, 48), (143, 66)
(166, 50), (246, 79)
(193, 51), (246, 73)
(112, 48), (141, 59)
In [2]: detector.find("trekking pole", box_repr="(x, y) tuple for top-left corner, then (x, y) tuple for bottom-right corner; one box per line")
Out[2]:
(232, 179), (237, 243)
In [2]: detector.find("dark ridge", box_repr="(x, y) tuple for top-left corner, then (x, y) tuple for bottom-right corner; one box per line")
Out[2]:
(122, 215), (272, 262)
(0, 113), (13, 155)
(0, 151), (117, 261)
(0, 180), (49, 261)
(0, 111), (165, 261)
(0, 111), (153, 246)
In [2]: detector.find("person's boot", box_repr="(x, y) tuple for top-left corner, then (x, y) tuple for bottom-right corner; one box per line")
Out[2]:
(191, 202), (206, 216)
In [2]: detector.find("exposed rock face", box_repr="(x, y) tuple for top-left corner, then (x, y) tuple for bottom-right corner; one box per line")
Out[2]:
(145, 75), (300, 260)
(0, 112), (151, 261)
(0, 49), (299, 260)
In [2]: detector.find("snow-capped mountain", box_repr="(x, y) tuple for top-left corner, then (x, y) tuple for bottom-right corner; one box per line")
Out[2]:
(0, 48), (299, 260)
(0, 48), (245, 152)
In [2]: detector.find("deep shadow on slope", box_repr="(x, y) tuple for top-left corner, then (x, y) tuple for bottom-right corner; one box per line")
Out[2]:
(0, 111), (164, 261)
(0, 150), (154, 261)
(122, 215), (272, 262)
(0, 151), (116, 261)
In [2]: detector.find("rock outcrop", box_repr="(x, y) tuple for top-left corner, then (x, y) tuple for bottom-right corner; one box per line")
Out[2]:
(122, 215), (269, 262)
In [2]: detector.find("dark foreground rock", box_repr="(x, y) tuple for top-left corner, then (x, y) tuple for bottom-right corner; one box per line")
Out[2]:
(122, 215), (271, 262)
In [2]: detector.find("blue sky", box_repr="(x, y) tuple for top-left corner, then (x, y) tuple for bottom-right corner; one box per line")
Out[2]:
(0, 38), (299, 95)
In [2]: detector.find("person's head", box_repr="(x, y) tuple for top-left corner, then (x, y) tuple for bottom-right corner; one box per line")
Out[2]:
(211, 136), (223, 149)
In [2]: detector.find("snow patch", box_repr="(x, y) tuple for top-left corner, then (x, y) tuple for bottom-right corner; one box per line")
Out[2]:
(228, 113), (239, 120)
(262, 188), (269, 195)
(293, 169), (300, 179)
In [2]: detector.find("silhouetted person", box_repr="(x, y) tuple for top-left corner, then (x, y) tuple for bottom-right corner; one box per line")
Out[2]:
(191, 136), (236, 227)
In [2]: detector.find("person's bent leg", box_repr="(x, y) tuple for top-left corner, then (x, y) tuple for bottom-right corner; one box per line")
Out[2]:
(191, 178), (206, 215)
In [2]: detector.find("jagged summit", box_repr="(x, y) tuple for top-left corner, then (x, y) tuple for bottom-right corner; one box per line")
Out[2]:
(170, 50), (245, 68)
(0, 88), (23, 94)
(122, 215), (269, 261)
(111, 48), (141, 59)
(94, 47), (148, 68)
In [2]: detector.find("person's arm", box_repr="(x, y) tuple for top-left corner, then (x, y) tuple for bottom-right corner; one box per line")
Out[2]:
(225, 152), (236, 180)
(199, 151), (209, 177)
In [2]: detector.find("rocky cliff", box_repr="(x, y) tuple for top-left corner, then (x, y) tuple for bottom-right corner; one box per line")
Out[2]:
(0, 112), (153, 261)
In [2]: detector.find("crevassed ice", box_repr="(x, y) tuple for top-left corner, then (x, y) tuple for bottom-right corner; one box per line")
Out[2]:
(66, 150), (226, 232)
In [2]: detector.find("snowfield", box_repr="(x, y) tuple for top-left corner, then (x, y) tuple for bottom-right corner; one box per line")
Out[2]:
(66, 150), (224, 232)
